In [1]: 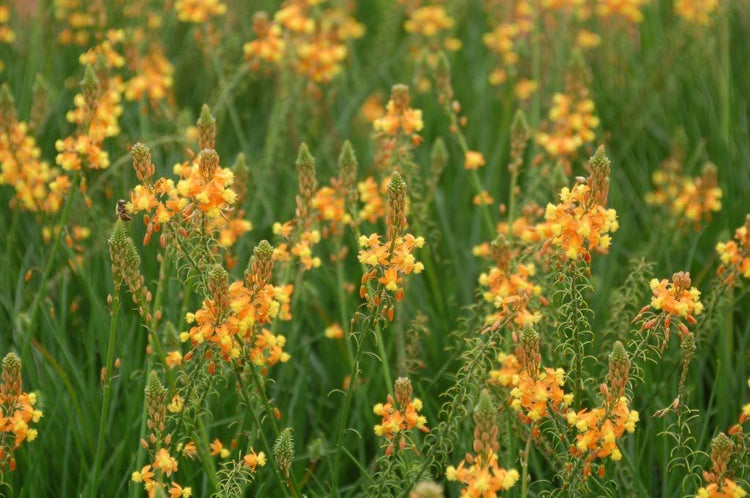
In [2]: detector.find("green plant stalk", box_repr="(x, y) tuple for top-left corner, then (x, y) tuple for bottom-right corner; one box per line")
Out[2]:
(374, 324), (392, 393)
(330, 297), (385, 495)
(90, 292), (120, 497)
(196, 416), (219, 490)
(506, 167), (521, 238)
(129, 252), (172, 498)
(442, 102), (495, 237)
(247, 359), (301, 496)
(232, 361), (294, 498)
(520, 428), (533, 498)
(23, 172), (81, 357)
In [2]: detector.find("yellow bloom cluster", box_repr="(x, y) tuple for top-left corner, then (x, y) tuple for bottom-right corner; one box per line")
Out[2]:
(596, 0), (651, 23)
(511, 367), (572, 423)
(675, 0), (719, 25)
(373, 377), (428, 456)
(359, 233), (425, 297)
(0, 90), (68, 214)
(536, 92), (599, 159)
(446, 452), (520, 496)
(0, 353), (43, 473)
(124, 45), (175, 106)
(479, 263), (542, 327)
(373, 91), (424, 139)
(637, 272), (702, 348)
(717, 216), (750, 285)
(566, 398), (639, 463)
(482, 2), (533, 85)
(646, 162), (723, 228)
(537, 183), (619, 262)
(54, 0), (100, 45)
(403, 5), (461, 54)
(0, 5), (15, 44)
(357, 176), (388, 223)
(132, 447), (192, 497)
(128, 148), (244, 246)
(182, 262), (292, 367)
(175, 0), (227, 23)
(244, 1), (364, 84)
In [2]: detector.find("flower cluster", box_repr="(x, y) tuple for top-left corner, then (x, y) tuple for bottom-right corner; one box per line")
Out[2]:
(373, 377), (428, 455)
(132, 373), (194, 497)
(358, 172), (423, 308)
(566, 343), (639, 476)
(0, 86), (68, 214)
(404, 5), (461, 57)
(596, 0), (651, 23)
(0, 4), (15, 45)
(675, 0), (719, 25)
(446, 390), (519, 496)
(373, 84), (424, 139)
(536, 90), (599, 160)
(646, 161), (723, 229)
(536, 147), (618, 262)
(478, 237), (543, 327)
(636, 271), (703, 351)
(174, 0), (227, 23)
(54, 0), (102, 46)
(716, 215), (750, 285)
(0, 353), (43, 473)
(181, 248), (292, 369)
(509, 329), (572, 424)
(696, 433), (748, 498)
(482, 2), (533, 85)
(357, 176), (388, 223)
(243, 1), (364, 84)
(124, 44), (174, 107)
(127, 108), (249, 249)
(56, 41), (126, 172)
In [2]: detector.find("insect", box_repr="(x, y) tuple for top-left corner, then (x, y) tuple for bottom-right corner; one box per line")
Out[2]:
(115, 199), (132, 221)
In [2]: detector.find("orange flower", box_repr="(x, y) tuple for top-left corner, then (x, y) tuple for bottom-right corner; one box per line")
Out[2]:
(209, 438), (230, 458)
(446, 452), (520, 495)
(153, 448), (178, 476)
(464, 150), (486, 170)
(243, 449), (267, 471)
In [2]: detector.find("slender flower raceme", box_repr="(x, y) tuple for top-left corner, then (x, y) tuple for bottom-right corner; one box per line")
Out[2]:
(536, 146), (619, 263)
(696, 433), (748, 498)
(373, 377), (429, 456)
(716, 215), (750, 286)
(509, 328), (573, 424)
(0, 353), (42, 473)
(565, 342), (639, 477)
(358, 172), (424, 318)
(636, 271), (703, 350)
(446, 390), (520, 496)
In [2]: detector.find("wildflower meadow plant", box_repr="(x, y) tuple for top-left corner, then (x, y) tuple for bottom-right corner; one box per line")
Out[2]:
(0, 1), (749, 496)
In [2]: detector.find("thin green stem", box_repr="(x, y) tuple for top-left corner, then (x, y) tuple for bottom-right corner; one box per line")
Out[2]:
(521, 427), (533, 498)
(90, 293), (120, 498)
(23, 172), (81, 357)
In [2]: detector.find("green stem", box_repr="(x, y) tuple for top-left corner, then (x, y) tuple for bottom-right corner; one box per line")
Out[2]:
(90, 292), (120, 497)
(330, 306), (382, 496)
(233, 361), (294, 498)
(23, 172), (81, 357)
(521, 428), (533, 498)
